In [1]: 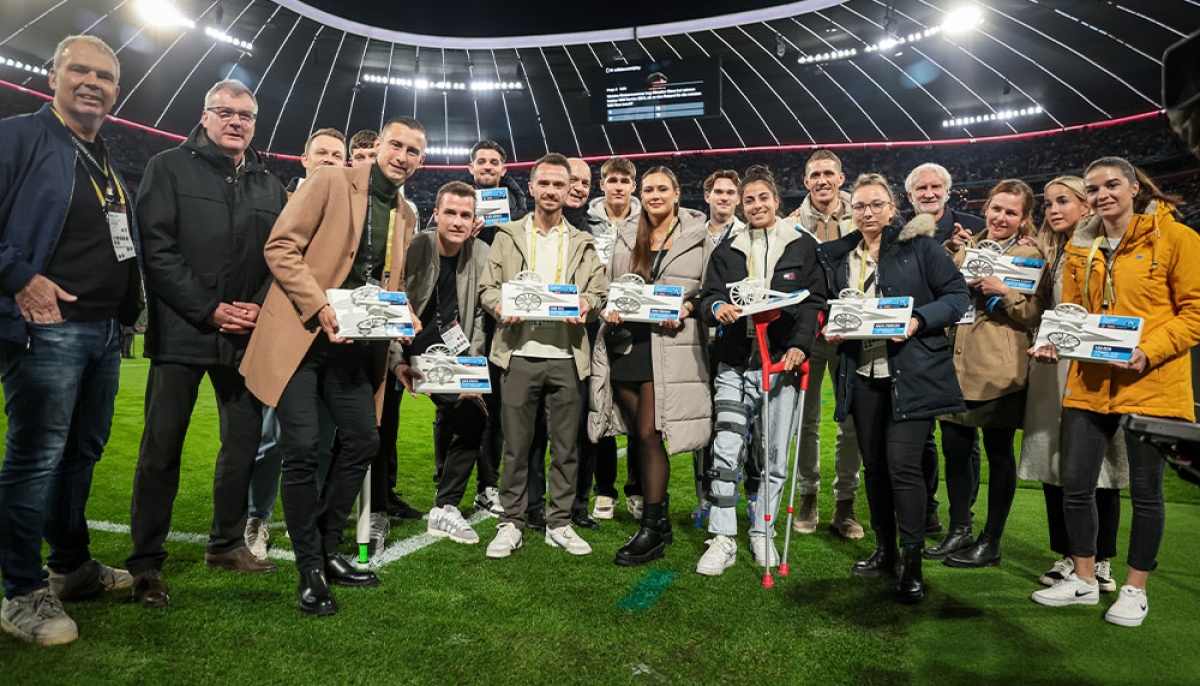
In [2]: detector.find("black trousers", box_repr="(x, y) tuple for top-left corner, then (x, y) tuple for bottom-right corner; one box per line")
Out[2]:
(433, 396), (487, 508)
(851, 375), (930, 549)
(1045, 484), (1120, 559)
(923, 427), (980, 516)
(942, 422), (1017, 539)
(277, 338), (380, 573)
(370, 373), (402, 507)
(594, 434), (642, 499)
(127, 362), (263, 575)
(1062, 408), (1166, 572)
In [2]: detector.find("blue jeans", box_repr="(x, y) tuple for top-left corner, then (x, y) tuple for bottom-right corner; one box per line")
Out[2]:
(0, 320), (121, 598)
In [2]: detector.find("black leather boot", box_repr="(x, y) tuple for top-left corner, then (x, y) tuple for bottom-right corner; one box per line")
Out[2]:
(850, 542), (898, 579)
(298, 569), (337, 616)
(325, 554), (381, 587)
(944, 533), (1002, 568)
(615, 503), (666, 567)
(896, 546), (924, 604)
(923, 524), (974, 560)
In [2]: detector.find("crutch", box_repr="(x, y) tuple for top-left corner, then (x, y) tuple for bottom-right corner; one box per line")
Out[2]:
(751, 310), (789, 589)
(778, 359), (811, 578)
(355, 467), (372, 564)
(780, 312), (823, 578)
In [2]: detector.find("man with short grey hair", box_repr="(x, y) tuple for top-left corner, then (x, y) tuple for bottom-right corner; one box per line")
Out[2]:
(0, 33), (141, 647)
(126, 79), (287, 608)
(905, 162), (984, 242)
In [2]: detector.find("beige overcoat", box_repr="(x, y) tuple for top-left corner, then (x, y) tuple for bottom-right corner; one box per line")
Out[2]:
(588, 208), (713, 454)
(240, 164), (415, 419)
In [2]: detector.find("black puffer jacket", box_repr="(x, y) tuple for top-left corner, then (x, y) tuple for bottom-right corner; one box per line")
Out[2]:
(136, 125), (287, 366)
(825, 214), (970, 422)
(700, 217), (828, 366)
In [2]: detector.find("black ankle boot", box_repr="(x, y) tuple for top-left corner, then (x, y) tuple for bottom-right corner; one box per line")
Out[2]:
(850, 544), (898, 579)
(615, 503), (666, 567)
(896, 546), (924, 604)
(325, 554), (381, 587)
(944, 533), (1002, 568)
(924, 524), (974, 560)
(298, 569), (337, 616)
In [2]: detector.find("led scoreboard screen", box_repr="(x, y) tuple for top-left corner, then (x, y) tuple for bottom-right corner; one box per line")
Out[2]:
(592, 58), (722, 124)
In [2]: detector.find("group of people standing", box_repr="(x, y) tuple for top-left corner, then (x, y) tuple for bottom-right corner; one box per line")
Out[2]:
(1, 34), (1197, 648)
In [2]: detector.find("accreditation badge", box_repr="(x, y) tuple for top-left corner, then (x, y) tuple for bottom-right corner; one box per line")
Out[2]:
(107, 203), (136, 262)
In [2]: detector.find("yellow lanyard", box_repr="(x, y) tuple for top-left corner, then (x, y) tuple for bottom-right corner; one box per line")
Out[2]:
(857, 245), (875, 293)
(51, 106), (126, 209)
(1083, 235), (1118, 312)
(384, 208), (396, 276)
(529, 217), (567, 283)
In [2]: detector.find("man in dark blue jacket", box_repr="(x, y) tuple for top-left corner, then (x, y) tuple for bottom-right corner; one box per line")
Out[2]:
(126, 79), (285, 609)
(0, 35), (142, 646)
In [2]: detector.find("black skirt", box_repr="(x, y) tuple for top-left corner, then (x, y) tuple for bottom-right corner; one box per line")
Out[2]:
(610, 322), (653, 383)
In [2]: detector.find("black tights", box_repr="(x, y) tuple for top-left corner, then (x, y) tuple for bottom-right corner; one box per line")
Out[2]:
(942, 422), (1017, 540)
(613, 381), (669, 506)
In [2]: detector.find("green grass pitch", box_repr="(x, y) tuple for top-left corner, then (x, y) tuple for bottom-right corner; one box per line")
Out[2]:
(2, 337), (1199, 685)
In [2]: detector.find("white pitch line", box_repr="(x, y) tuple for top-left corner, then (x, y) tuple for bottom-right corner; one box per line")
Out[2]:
(368, 509), (493, 569)
(87, 512), (494, 568)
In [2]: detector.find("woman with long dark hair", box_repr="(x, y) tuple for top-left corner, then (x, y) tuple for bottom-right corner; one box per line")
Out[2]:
(1032, 157), (1200, 627)
(589, 166), (713, 565)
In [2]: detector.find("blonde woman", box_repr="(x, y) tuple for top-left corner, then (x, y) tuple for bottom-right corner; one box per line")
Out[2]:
(1018, 177), (1126, 590)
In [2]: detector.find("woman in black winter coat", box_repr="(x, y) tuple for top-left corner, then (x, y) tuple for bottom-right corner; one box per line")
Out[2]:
(823, 173), (969, 604)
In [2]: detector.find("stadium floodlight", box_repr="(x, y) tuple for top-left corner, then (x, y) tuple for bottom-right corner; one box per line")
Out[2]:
(0, 55), (49, 76)
(425, 146), (473, 157)
(942, 6), (984, 34)
(943, 104), (1045, 128)
(205, 27), (253, 52)
(361, 74), (522, 92)
(135, 0), (195, 29)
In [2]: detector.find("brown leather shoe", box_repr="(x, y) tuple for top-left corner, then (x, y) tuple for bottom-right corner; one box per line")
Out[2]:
(131, 570), (169, 608)
(205, 547), (277, 574)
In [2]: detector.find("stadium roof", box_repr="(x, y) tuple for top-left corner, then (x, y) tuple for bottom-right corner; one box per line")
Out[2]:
(0, 0), (1194, 162)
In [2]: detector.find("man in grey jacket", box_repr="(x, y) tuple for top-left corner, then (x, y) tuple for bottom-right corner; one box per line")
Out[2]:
(395, 182), (489, 545)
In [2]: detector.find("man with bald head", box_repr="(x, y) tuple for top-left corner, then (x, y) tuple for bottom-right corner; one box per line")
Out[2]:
(0, 34), (142, 646)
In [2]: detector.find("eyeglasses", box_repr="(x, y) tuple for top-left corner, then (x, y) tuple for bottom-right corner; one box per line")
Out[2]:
(205, 106), (257, 123)
(850, 200), (893, 215)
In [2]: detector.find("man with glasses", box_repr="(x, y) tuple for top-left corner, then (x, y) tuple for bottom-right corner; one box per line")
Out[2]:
(126, 79), (286, 609)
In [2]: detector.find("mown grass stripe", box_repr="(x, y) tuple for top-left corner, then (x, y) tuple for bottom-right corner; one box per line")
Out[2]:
(617, 569), (676, 611)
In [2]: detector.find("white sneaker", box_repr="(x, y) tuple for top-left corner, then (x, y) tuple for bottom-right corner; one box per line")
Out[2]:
(1039, 556), (1074, 587)
(1095, 560), (1117, 592)
(486, 522), (523, 559)
(627, 495), (644, 519)
(592, 495), (615, 520)
(474, 487), (503, 518)
(750, 534), (779, 567)
(1, 589), (78, 646)
(1031, 573), (1100, 607)
(1104, 585), (1148, 627)
(244, 518), (270, 561)
(428, 505), (480, 544)
(697, 535), (737, 576)
(546, 524), (592, 556)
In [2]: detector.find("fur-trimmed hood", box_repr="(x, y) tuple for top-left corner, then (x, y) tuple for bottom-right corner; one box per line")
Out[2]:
(895, 212), (937, 244)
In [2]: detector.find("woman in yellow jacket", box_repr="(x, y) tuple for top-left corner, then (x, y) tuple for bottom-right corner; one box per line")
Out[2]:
(933, 179), (1045, 569)
(1031, 157), (1200, 628)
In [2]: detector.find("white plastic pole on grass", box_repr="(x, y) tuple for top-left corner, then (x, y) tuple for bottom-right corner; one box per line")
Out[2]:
(356, 466), (371, 564)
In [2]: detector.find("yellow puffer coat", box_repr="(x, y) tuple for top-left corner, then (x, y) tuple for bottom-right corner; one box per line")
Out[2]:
(1060, 202), (1200, 421)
